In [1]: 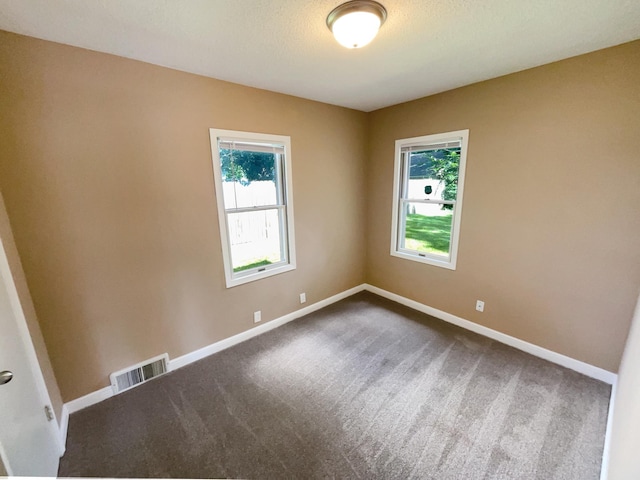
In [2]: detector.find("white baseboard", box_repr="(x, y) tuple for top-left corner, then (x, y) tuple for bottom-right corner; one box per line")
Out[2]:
(65, 386), (114, 415)
(599, 380), (617, 480)
(60, 281), (616, 449)
(58, 404), (69, 454)
(360, 285), (618, 476)
(170, 284), (365, 371)
(363, 284), (617, 384)
(62, 283), (366, 419)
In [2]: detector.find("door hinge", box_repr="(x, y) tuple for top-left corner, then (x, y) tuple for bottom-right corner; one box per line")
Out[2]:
(44, 405), (54, 422)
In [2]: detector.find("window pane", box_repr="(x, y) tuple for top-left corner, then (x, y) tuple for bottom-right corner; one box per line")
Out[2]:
(220, 148), (279, 209)
(227, 209), (285, 272)
(407, 148), (461, 202)
(401, 202), (453, 256)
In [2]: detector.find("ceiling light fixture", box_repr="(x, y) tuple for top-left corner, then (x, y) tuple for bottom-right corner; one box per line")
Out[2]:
(326, 0), (387, 49)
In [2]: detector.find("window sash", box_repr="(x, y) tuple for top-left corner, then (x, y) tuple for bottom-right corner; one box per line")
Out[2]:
(400, 150), (461, 201)
(396, 199), (456, 258)
(400, 199), (456, 205)
(224, 204), (286, 214)
(221, 152), (285, 210)
(218, 139), (285, 155)
(397, 149), (457, 255)
(228, 207), (290, 278)
(221, 154), (289, 274)
(400, 140), (462, 153)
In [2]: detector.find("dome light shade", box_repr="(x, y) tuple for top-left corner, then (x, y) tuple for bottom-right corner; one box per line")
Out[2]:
(327, 1), (387, 49)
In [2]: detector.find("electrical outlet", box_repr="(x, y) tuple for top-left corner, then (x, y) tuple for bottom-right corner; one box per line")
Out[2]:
(300, 293), (306, 304)
(253, 311), (261, 323)
(475, 300), (485, 312)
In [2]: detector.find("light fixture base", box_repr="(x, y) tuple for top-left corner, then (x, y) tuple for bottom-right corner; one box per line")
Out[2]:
(326, 0), (388, 31)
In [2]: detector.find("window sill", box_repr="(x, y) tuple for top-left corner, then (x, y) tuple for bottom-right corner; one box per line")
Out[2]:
(225, 263), (296, 288)
(390, 250), (457, 270)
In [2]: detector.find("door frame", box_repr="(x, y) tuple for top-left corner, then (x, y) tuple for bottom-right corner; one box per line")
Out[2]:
(0, 235), (64, 475)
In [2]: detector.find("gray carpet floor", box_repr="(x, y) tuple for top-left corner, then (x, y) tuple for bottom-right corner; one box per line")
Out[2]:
(59, 292), (611, 479)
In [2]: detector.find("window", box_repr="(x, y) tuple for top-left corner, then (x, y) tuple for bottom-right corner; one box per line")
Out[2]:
(390, 130), (469, 270)
(209, 129), (296, 287)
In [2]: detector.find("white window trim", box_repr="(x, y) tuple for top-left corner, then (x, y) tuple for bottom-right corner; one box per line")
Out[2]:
(390, 129), (469, 270)
(209, 129), (296, 288)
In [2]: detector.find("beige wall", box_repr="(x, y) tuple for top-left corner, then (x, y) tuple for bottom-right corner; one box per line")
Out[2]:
(0, 32), (367, 401)
(607, 293), (640, 479)
(0, 192), (63, 421)
(366, 40), (640, 372)
(1, 29), (639, 402)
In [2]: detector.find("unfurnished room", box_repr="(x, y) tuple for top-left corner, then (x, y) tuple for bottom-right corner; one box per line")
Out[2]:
(0, 1), (639, 479)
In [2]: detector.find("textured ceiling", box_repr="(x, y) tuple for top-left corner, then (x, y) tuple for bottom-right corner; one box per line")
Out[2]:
(0, 0), (639, 111)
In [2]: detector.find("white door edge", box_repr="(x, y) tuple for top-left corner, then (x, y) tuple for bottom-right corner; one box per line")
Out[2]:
(0, 237), (64, 457)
